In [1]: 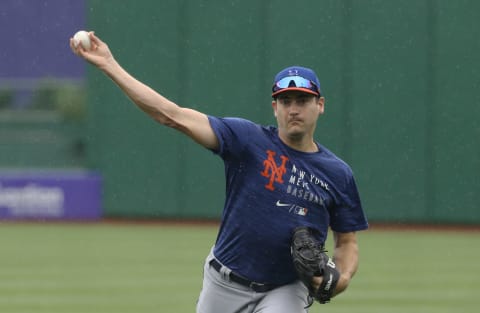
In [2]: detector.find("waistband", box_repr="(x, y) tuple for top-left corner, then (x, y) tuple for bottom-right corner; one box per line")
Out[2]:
(209, 258), (280, 293)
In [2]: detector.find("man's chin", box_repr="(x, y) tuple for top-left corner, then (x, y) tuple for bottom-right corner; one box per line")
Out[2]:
(287, 129), (305, 139)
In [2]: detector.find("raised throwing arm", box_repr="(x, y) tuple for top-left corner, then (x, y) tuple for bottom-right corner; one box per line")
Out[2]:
(69, 31), (219, 150)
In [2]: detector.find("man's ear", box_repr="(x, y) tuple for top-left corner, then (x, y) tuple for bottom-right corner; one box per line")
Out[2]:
(318, 97), (325, 115)
(272, 100), (278, 117)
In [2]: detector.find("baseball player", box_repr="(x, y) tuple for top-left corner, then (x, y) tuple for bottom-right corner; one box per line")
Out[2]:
(70, 32), (368, 313)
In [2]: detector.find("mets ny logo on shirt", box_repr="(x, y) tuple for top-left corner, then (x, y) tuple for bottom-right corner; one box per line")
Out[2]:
(260, 149), (329, 208)
(261, 150), (289, 191)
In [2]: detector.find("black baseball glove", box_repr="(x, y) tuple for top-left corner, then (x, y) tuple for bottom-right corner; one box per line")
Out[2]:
(291, 227), (340, 304)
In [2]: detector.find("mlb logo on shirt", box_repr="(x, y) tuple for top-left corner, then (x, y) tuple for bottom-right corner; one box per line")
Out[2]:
(293, 206), (308, 216)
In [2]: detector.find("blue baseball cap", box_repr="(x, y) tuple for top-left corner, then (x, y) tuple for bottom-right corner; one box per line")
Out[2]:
(272, 66), (321, 97)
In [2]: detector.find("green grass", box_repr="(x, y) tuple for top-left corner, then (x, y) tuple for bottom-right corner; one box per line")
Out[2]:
(0, 223), (479, 313)
(325, 230), (480, 313)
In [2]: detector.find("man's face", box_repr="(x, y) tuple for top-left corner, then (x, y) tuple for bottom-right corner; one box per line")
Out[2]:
(272, 91), (324, 139)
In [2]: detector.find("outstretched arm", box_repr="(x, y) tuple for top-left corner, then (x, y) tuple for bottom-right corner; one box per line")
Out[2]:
(69, 31), (218, 150)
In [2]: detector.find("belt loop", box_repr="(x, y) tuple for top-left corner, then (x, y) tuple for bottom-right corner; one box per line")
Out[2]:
(219, 264), (232, 281)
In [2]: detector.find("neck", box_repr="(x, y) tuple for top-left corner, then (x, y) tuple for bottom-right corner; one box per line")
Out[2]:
(279, 133), (318, 153)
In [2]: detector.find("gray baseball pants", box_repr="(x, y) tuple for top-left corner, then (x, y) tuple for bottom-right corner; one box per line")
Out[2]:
(196, 250), (310, 313)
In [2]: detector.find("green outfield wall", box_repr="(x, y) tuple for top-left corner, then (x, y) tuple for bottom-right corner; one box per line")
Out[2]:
(85, 0), (480, 223)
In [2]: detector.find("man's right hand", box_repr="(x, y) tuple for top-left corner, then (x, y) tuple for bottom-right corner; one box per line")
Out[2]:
(70, 31), (115, 70)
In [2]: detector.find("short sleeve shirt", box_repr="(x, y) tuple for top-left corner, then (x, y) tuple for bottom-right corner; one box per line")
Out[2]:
(208, 116), (368, 285)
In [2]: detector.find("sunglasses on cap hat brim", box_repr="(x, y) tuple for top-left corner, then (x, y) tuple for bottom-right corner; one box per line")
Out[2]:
(272, 76), (320, 97)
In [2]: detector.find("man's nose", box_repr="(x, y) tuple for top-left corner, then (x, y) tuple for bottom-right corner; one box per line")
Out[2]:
(289, 102), (301, 113)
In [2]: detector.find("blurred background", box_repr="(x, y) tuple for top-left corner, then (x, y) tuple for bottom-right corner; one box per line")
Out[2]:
(1, 1), (479, 312)
(1, 0), (479, 224)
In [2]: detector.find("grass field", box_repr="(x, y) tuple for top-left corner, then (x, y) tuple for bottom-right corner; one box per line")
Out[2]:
(0, 222), (479, 313)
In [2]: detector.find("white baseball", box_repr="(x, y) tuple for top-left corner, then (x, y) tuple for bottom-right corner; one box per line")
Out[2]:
(73, 30), (91, 50)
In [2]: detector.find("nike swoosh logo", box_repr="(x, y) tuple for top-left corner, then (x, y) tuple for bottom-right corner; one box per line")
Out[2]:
(276, 200), (291, 207)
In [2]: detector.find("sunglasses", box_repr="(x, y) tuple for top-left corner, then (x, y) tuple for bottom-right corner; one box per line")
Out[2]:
(272, 76), (320, 95)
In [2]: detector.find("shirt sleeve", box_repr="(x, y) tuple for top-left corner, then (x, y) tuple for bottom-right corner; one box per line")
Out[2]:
(329, 171), (369, 233)
(207, 116), (257, 159)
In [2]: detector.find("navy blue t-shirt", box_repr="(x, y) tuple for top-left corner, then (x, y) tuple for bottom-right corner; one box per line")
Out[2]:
(208, 116), (368, 286)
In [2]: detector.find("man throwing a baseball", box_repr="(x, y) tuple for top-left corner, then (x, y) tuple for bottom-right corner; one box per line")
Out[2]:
(70, 32), (368, 313)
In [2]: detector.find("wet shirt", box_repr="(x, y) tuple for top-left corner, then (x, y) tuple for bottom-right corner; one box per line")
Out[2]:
(208, 116), (368, 285)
